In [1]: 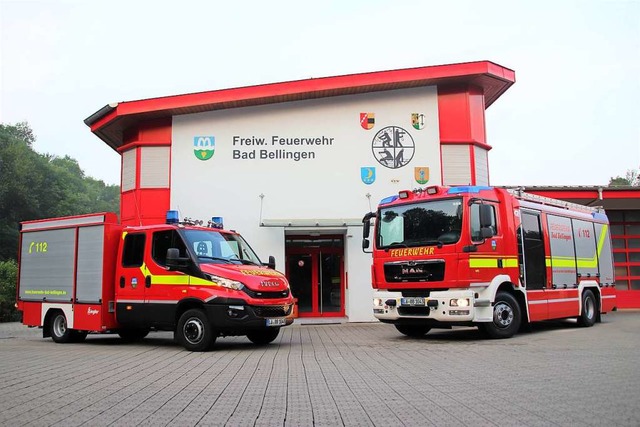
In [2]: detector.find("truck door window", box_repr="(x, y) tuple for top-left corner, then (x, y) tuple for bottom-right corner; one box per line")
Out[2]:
(152, 230), (188, 266)
(470, 204), (497, 241)
(122, 233), (145, 267)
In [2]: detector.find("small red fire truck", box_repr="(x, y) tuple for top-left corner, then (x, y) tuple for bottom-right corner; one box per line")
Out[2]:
(362, 186), (616, 338)
(16, 211), (294, 351)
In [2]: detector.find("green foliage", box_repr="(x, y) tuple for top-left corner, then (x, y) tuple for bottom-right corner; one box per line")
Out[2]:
(0, 260), (20, 322)
(0, 122), (119, 259)
(609, 169), (640, 187)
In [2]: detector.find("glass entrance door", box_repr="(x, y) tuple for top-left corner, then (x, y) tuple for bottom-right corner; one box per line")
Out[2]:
(286, 237), (344, 317)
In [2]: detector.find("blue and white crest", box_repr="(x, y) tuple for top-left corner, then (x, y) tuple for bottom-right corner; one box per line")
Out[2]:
(194, 136), (215, 160)
(361, 167), (376, 185)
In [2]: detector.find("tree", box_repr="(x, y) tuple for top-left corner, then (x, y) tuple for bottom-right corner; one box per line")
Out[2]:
(609, 169), (640, 187)
(0, 260), (19, 322)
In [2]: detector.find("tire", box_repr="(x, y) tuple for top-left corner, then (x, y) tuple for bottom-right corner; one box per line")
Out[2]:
(50, 312), (73, 343)
(577, 289), (597, 327)
(118, 329), (150, 342)
(481, 291), (521, 339)
(395, 324), (431, 337)
(246, 328), (281, 345)
(176, 309), (215, 351)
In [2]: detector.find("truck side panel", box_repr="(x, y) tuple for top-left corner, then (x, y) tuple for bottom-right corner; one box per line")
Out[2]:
(19, 228), (75, 302)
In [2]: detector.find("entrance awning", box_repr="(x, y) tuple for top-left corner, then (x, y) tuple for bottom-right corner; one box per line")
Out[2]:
(260, 218), (362, 227)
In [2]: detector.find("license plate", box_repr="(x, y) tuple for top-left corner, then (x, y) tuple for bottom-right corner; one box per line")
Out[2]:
(401, 297), (426, 306)
(266, 318), (286, 327)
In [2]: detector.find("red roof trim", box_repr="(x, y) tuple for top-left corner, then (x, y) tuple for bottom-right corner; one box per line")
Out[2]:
(87, 60), (515, 149)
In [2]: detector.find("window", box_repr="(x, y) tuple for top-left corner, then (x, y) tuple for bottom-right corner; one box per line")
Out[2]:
(470, 204), (497, 241)
(608, 209), (640, 291)
(152, 230), (188, 266)
(122, 233), (145, 267)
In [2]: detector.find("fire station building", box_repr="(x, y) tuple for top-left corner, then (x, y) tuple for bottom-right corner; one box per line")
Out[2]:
(85, 61), (640, 320)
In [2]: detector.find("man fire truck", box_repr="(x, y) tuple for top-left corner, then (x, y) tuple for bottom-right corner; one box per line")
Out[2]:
(362, 186), (616, 338)
(16, 211), (294, 351)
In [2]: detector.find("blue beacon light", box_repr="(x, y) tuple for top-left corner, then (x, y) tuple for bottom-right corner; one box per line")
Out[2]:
(211, 217), (224, 229)
(166, 210), (179, 224)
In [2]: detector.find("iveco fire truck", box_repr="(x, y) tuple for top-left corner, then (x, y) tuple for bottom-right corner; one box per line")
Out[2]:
(362, 186), (616, 338)
(16, 211), (294, 351)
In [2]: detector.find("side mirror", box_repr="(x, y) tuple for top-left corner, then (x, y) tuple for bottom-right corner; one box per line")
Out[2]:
(265, 255), (276, 270)
(362, 212), (376, 253)
(166, 248), (189, 270)
(479, 204), (493, 228)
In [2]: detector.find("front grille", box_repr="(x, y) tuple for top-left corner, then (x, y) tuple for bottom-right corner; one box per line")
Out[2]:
(243, 288), (290, 299)
(384, 260), (445, 283)
(253, 305), (292, 318)
(398, 306), (430, 316)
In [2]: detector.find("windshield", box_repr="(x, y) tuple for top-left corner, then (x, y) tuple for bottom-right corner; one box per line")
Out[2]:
(182, 229), (262, 265)
(377, 198), (463, 248)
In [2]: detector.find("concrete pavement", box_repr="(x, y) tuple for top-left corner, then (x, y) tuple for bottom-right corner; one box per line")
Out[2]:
(1, 311), (639, 426)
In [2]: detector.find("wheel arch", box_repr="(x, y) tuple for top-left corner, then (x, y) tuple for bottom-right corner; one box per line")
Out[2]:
(41, 304), (74, 338)
(578, 282), (601, 322)
(175, 298), (206, 326)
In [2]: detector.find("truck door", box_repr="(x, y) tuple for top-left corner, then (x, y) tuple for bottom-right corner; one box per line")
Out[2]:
(518, 211), (548, 320)
(115, 232), (148, 327)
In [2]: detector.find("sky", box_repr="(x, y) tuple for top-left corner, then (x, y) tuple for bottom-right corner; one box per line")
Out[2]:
(1, 0), (639, 187)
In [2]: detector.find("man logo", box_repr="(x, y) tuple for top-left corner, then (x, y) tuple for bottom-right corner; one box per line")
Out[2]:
(361, 167), (376, 185)
(194, 136), (215, 160)
(415, 167), (429, 185)
(360, 113), (375, 130)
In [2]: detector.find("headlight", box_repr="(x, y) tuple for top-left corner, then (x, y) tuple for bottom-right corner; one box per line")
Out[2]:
(373, 298), (383, 307)
(450, 298), (470, 307)
(206, 274), (245, 291)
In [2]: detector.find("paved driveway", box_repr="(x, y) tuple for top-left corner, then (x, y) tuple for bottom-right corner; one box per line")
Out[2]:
(1, 311), (638, 426)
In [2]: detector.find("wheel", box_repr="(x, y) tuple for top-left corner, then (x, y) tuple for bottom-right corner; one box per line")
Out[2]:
(50, 312), (73, 343)
(118, 329), (150, 342)
(71, 330), (88, 343)
(246, 328), (281, 345)
(176, 309), (215, 351)
(394, 324), (431, 337)
(481, 291), (521, 339)
(577, 289), (597, 327)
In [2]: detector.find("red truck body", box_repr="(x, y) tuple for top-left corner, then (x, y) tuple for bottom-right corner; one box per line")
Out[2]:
(16, 212), (294, 350)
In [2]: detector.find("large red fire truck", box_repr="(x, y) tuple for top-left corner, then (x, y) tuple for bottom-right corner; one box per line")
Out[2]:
(362, 186), (617, 338)
(16, 211), (294, 351)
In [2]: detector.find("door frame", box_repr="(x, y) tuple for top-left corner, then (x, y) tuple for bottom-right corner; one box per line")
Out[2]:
(285, 235), (345, 317)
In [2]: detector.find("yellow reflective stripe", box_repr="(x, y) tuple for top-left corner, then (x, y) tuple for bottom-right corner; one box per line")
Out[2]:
(469, 257), (518, 268)
(547, 224), (608, 269)
(138, 262), (219, 287)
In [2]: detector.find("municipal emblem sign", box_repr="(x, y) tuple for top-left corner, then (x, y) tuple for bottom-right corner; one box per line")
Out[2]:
(411, 113), (425, 130)
(371, 126), (415, 169)
(360, 113), (375, 130)
(415, 167), (429, 185)
(194, 136), (215, 161)
(361, 167), (376, 185)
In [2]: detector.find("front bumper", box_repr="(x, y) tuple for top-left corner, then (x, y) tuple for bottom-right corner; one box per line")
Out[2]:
(372, 289), (492, 324)
(204, 301), (294, 334)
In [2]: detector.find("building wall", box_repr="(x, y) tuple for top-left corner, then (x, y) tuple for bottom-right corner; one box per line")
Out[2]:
(171, 87), (441, 321)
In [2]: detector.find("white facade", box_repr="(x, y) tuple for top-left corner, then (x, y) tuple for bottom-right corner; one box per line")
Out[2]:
(171, 87), (441, 321)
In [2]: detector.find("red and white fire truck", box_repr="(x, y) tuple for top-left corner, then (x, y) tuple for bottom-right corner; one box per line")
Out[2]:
(16, 211), (294, 351)
(362, 186), (617, 338)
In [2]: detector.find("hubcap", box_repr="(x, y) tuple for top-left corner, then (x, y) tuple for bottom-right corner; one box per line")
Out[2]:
(183, 317), (205, 345)
(493, 302), (514, 328)
(53, 315), (66, 337)
(585, 295), (595, 319)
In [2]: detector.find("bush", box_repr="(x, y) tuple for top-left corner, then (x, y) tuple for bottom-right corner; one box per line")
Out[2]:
(0, 260), (20, 322)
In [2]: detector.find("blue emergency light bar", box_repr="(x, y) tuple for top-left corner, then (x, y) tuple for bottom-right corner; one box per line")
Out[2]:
(211, 217), (224, 229)
(447, 186), (493, 195)
(166, 210), (179, 224)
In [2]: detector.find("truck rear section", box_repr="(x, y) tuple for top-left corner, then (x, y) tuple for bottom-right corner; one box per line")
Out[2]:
(17, 213), (121, 342)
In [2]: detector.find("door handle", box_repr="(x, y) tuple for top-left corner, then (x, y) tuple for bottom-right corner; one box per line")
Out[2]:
(145, 276), (152, 288)
(119, 277), (125, 288)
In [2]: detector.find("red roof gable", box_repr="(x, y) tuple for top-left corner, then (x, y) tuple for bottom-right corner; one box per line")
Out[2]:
(86, 60), (515, 150)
